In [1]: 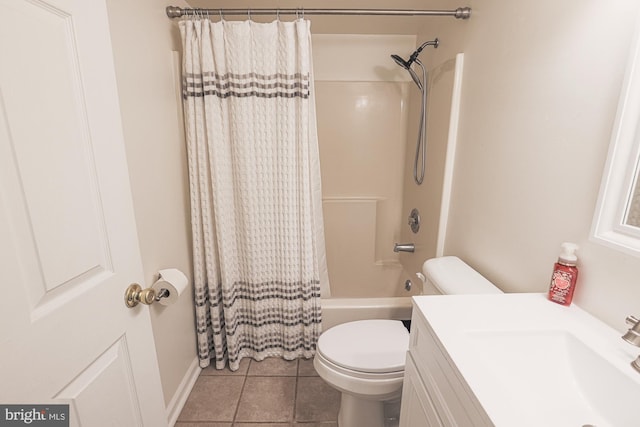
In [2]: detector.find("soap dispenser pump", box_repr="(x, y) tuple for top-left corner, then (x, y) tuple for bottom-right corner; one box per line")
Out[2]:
(548, 242), (579, 306)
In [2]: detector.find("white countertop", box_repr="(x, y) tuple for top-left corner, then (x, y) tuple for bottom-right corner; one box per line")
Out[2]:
(412, 293), (640, 427)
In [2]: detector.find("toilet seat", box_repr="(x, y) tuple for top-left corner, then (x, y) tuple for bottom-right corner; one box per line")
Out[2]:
(317, 319), (409, 374)
(315, 350), (405, 381)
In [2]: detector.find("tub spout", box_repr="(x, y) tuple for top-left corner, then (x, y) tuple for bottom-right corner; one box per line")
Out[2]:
(394, 243), (415, 253)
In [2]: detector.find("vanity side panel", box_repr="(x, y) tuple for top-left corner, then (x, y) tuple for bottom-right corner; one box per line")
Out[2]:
(410, 307), (494, 427)
(400, 353), (445, 427)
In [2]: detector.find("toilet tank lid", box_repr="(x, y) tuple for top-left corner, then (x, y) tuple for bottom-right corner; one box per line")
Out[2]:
(422, 256), (502, 295)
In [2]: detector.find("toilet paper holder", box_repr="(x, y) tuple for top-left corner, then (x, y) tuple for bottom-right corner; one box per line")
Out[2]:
(124, 283), (170, 308)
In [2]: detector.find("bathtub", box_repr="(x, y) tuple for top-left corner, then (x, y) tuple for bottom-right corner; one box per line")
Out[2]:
(321, 296), (413, 331)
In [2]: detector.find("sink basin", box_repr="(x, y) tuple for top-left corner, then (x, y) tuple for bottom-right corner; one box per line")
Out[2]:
(467, 330), (640, 426)
(412, 293), (640, 427)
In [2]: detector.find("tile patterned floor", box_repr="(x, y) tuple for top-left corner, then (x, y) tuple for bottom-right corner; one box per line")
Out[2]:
(176, 358), (340, 427)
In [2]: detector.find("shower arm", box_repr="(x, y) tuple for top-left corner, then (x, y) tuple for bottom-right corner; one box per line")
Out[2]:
(410, 39), (440, 64)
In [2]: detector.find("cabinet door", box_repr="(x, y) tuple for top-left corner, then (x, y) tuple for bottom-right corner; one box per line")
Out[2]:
(400, 355), (444, 427)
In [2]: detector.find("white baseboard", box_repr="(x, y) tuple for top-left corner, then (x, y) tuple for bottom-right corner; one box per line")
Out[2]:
(166, 357), (202, 426)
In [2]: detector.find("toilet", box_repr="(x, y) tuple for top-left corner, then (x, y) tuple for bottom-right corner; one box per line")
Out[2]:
(314, 256), (502, 427)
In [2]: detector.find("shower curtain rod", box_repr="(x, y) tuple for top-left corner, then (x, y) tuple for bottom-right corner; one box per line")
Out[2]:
(165, 6), (472, 20)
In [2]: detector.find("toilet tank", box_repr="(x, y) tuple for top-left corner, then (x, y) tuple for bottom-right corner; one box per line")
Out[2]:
(422, 256), (502, 295)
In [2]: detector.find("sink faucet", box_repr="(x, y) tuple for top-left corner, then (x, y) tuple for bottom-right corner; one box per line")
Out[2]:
(394, 243), (415, 253)
(622, 315), (640, 373)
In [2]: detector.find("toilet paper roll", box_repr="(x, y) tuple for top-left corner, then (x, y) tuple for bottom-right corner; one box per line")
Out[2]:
(151, 268), (188, 306)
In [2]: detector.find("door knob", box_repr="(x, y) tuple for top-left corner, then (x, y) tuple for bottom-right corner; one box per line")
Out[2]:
(124, 283), (156, 308)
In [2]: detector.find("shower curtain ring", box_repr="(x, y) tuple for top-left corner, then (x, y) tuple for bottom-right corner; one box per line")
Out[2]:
(219, 9), (224, 21)
(276, 8), (280, 21)
(247, 8), (251, 20)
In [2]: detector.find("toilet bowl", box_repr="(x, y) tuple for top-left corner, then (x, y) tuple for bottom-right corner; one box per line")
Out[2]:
(314, 256), (502, 427)
(314, 319), (409, 427)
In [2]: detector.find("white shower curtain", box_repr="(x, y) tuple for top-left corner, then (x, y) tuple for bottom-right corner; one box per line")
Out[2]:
(179, 17), (328, 371)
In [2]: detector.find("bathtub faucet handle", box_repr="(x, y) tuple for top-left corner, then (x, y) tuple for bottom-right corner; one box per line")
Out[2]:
(408, 208), (420, 233)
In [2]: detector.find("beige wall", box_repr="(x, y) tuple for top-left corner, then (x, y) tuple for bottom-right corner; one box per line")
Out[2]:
(106, 0), (197, 411)
(422, 0), (640, 330)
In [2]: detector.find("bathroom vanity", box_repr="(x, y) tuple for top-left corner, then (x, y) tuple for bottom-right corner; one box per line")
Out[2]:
(399, 293), (640, 427)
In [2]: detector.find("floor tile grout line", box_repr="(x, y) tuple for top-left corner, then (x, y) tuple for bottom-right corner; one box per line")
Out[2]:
(292, 358), (300, 424)
(231, 359), (251, 424)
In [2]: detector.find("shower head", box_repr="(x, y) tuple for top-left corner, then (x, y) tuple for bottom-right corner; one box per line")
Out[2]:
(391, 38), (438, 90)
(392, 54), (422, 90)
(390, 38), (439, 71)
(391, 54), (411, 70)
(391, 53), (421, 89)
(391, 55), (427, 90)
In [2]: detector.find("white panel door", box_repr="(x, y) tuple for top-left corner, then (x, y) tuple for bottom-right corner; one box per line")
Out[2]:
(0, 0), (168, 425)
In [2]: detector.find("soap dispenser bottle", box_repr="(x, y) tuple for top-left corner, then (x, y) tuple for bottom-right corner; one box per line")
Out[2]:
(548, 242), (579, 306)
